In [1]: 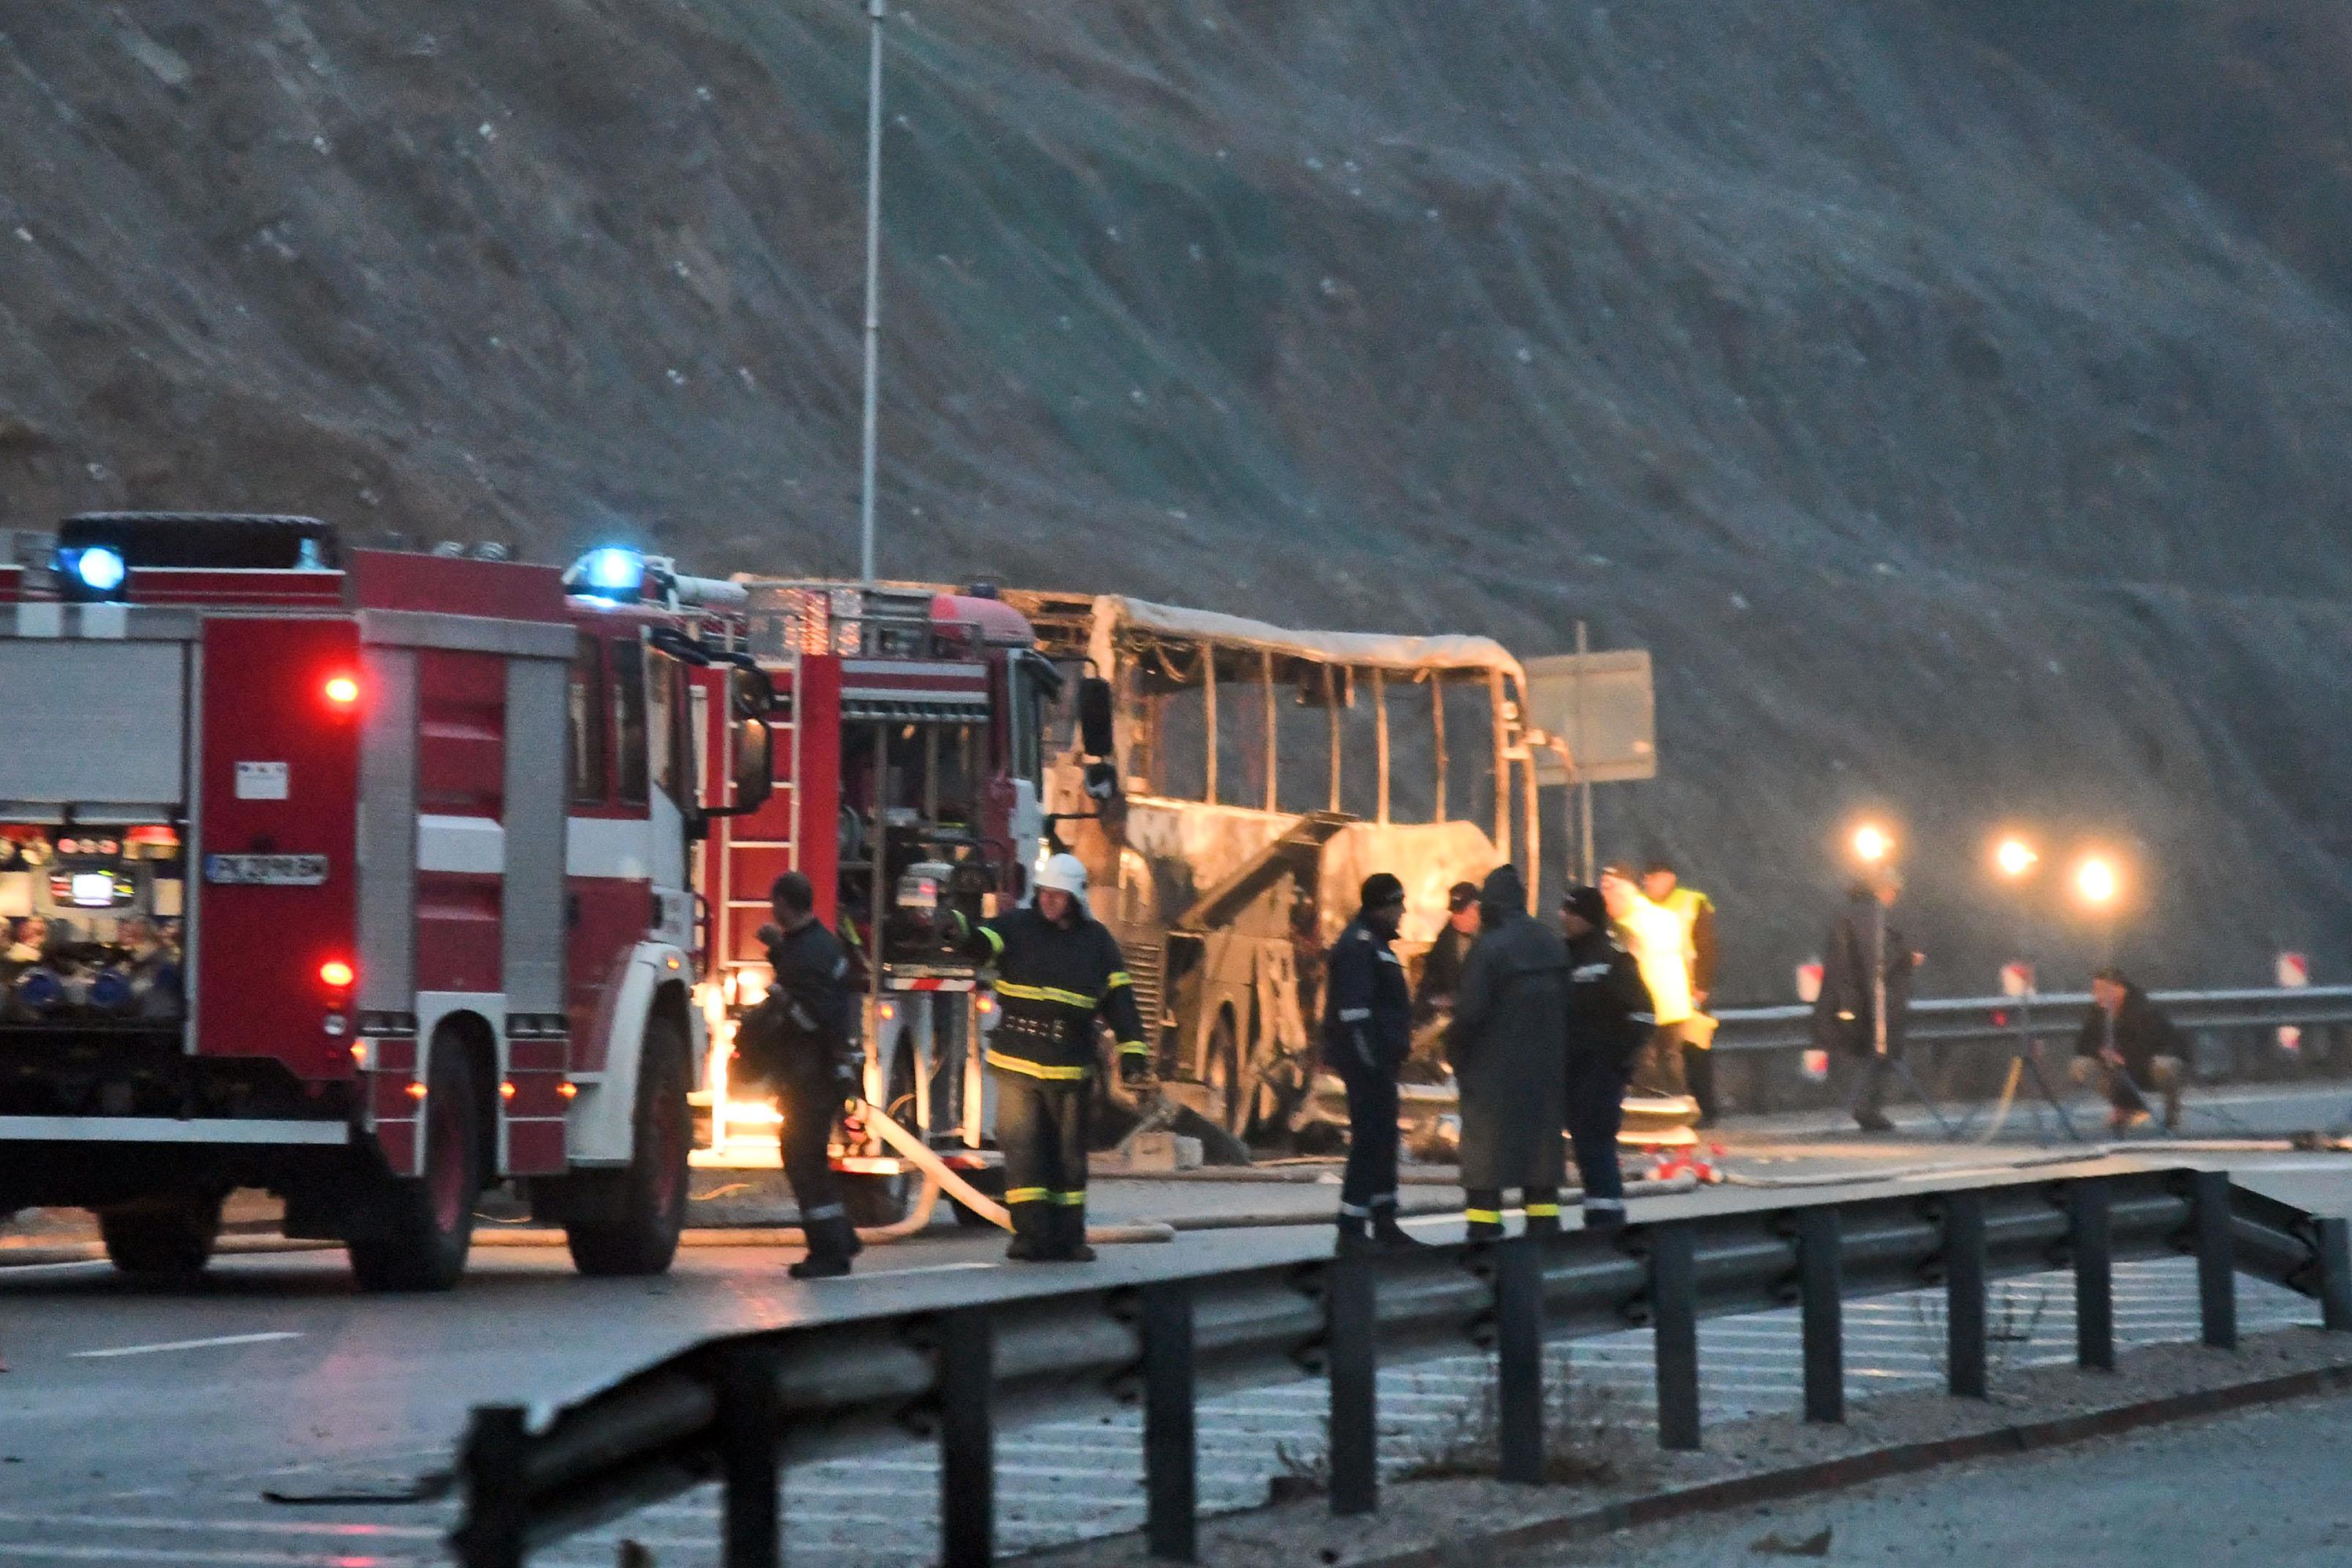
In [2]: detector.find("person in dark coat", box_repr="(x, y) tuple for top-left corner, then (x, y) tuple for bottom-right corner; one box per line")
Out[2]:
(1813, 867), (1918, 1132)
(746, 872), (865, 1278)
(1323, 873), (1419, 1254)
(1414, 881), (1483, 1022)
(1560, 885), (1655, 1231)
(1448, 865), (1568, 1239)
(2071, 967), (2189, 1131)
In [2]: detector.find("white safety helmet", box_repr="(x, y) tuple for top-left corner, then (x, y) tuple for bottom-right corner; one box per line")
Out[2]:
(1036, 852), (1090, 899)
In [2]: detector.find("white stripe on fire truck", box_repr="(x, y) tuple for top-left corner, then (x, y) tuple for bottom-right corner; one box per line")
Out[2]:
(565, 816), (654, 880)
(417, 814), (503, 876)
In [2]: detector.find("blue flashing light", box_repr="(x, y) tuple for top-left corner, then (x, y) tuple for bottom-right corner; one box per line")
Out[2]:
(579, 546), (645, 598)
(71, 546), (127, 595)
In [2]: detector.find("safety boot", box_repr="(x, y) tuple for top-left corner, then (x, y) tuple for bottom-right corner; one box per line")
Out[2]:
(1335, 1210), (1377, 1258)
(789, 1214), (861, 1279)
(1054, 1202), (1098, 1263)
(1370, 1207), (1428, 1250)
(1006, 1203), (1054, 1262)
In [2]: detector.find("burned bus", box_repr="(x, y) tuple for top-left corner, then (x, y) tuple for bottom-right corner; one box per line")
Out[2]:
(1006, 593), (1540, 1140)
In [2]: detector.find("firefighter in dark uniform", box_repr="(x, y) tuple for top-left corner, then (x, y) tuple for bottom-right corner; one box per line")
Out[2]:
(964, 853), (1147, 1262)
(1559, 885), (1655, 1232)
(1325, 873), (1420, 1255)
(746, 872), (863, 1279)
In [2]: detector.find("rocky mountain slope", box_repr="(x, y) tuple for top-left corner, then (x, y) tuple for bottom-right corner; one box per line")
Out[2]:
(2, 1), (2350, 999)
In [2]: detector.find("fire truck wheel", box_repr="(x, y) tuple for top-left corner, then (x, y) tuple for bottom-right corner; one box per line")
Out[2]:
(946, 1164), (1005, 1229)
(842, 1170), (912, 1230)
(349, 1040), (484, 1293)
(98, 1192), (223, 1283)
(564, 1016), (691, 1277)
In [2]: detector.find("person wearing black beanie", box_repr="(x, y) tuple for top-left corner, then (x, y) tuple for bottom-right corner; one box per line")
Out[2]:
(1323, 872), (1419, 1254)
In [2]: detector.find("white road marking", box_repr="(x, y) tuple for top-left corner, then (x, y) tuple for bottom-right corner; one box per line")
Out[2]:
(863, 1260), (998, 1277)
(72, 1330), (303, 1359)
(0, 1513), (441, 1541)
(0, 1547), (405, 1566)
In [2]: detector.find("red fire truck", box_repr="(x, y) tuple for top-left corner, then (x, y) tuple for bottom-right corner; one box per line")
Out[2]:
(0, 515), (771, 1290)
(695, 579), (1064, 1224)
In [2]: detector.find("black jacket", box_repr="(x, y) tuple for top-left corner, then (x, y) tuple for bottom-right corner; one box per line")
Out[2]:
(2074, 985), (2187, 1080)
(1414, 923), (1476, 1018)
(1565, 927), (1655, 1068)
(966, 905), (1145, 1080)
(1323, 913), (1412, 1072)
(747, 918), (855, 1087)
(1813, 890), (1915, 1059)
(1449, 867), (1567, 1189)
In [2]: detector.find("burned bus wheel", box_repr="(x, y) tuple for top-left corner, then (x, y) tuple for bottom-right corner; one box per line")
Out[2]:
(99, 1192), (223, 1283)
(350, 1039), (483, 1293)
(566, 1017), (691, 1277)
(1205, 1011), (1256, 1139)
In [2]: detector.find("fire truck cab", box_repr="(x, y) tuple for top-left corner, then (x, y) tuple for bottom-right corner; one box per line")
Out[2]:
(699, 579), (1058, 1223)
(0, 515), (769, 1290)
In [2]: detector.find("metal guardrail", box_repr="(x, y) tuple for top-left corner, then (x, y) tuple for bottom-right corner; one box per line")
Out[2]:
(1709, 985), (2352, 1054)
(450, 1168), (2352, 1566)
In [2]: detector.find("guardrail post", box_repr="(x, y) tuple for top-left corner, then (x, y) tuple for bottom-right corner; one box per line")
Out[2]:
(2070, 1178), (2114, 1372)
(1495, 1236), (1544, 1484)
(1139, 1281), (1198, 1562)
(2193, 1170), (2238, 1349)
(1327, 1254), (1378, 1516)
(1650, 1221), (1701, 1450)
(938, 1306), (994, 1568)
(2319, 1218), (2352, 1334)
(1797, 1207), (1842, 1424)
(452, 1405), (528, 1568)
(717, 1347), (782, 1568)
(1944, 1190), (1987, 1399)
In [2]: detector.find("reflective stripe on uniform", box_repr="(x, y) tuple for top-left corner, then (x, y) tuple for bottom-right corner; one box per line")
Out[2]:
(978, 927), (1005, 958)
(1369, 1192), (1398, 1208)
(997, 979), (1099, 1009)
(1005, 1186), (1050, 1205)
(1048, 1189), (1088, 1206)
(1116, 1040), (1149, 1057)
(1524, 1203), (1561, 1218)
(984, 1049), (1089, 1080)
(1337, 1007), (1371, 1022)
(1338, 1202), (1370, 1218)
(802, 1203), (847, 1221)
(1584, 1197), (1626, 1212)
(1105, 971), (1132, 989)
(1464, 1208), (1503, 1224)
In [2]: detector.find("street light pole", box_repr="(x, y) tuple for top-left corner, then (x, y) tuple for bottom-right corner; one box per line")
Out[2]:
(857, 0), (887, 584)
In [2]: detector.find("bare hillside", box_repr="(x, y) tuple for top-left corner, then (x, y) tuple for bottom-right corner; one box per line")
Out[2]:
(2, 1), (2350, 997)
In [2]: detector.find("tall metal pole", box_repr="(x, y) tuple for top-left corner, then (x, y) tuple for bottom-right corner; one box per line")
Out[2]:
(1574, 621), (1595, 886)
(857, 0), (886, 584)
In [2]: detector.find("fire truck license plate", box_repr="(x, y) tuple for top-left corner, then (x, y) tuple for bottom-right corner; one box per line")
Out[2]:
(203, 854), (329, 887)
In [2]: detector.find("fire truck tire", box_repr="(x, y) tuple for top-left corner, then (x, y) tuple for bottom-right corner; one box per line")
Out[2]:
(947, 1164), (1005, 1229)
(564, 1017), (691, 1277)
(98, 1192), (223, 1283)
(842, 1170), (913, 1229)
(348, 1040), (483, 1293)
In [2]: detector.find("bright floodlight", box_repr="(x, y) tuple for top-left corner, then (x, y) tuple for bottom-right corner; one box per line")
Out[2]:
(1996, 838), (2038, 878)
(2075, 855), (2118, 906)
(74, 546), (126, 593)
(1852, 824), (1890, 864)
(579, 546), (644, 596)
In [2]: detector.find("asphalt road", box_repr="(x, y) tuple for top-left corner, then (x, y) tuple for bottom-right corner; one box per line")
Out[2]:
(1, 1085), (2347, 1566)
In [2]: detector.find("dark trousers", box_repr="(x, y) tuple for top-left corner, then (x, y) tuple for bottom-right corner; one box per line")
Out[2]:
(1683, 1041), (1718, 1122)
(1849, 1052), (1896, 1121)
(778, 1077), (855, 1258)
(1632, 1022), (1690, 1098)
(1565, 1053), (1630, 1216)
(995, 1069), (1091, 1245)
(1337, 1057), (1401, 1221)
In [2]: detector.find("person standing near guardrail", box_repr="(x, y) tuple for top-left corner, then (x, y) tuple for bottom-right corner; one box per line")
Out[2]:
(1643, 858), (1721, 1125)
(1559, 885), (1654, 1231)
(1814, 866), (1918, 1132)
(1600, 865), (1696, 1102)
(960, 853), (1150, 1263)
(1324, 873), (1421, 1254)
(749, 872), (865, 1279)
(1450, 865), (1569, 1238)
(2071, 966), (2188, 1131)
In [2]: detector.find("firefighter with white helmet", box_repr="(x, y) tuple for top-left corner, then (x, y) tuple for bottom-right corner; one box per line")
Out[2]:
(958, 851), (1149, 1261)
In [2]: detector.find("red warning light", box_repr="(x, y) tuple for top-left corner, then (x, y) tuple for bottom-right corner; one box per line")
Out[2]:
(318, 959), (356, 989)
(323, 673), (361, 710)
